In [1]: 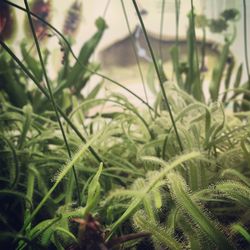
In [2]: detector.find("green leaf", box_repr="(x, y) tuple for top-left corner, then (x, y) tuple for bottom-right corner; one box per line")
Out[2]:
(146, 63), (158, 95)
(52, 227), (78, 248)
(221, 9), (240, 22)
(21, 42), (43, 82)
(170, 46), (183, 88)
(233, 63), (243, 88)
(222, 56), (235, 102)
(157, 60), (167, 84)
(134, 210), (182, 250)
(209, 43), (230, 101)
(231, 224), (250, 242)
(66, 17), (107, 91)
(83, 163), (103, 215)
(75, 63), (100, 94)
(186, 11), (203, 102)
(18, 104), (33, 149)
(209, 19), (228, 33)
(95, 17), (108, 30)
(215, 181), (250, 207)
(168, 173), (233, 249)
(86, 81), (103, 100)
(221, 169), (250, 187)
(29, 216), (62, 245)
(0, 55), (27, 107)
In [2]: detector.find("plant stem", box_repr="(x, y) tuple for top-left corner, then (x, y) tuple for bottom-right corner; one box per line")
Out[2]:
(103, 0), (111, 18)
(120, 0), (152, 119)
(132, 0), (184, 152)
(23, 0), (81, 206)
(243, 0), (250, 85)
(159, 0), (166, 60)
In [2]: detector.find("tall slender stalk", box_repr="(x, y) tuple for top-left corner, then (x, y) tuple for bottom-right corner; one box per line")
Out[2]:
(243, 0), (250, 84)
(175, 0), (180, 46)
(159, 0), (166, 60)
(188, 0), (195, 91)
(3, 0), (156, 115)
(188, 0), (203, 101)
(120, 0), (152, 119)
(172, 0), (183, 87)
(23, 0), (81, 206)
(200, 25), (206, 71)
(132, 0), (184, 152)
(103, 0), (112, 18)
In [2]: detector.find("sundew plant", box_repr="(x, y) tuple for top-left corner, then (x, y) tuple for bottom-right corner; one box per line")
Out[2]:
(0, 0), (250, 249)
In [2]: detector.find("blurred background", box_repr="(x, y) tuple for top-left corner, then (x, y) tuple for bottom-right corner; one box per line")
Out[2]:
(3, 0), (250, 105)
